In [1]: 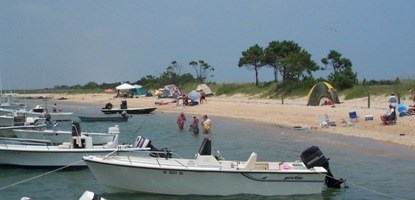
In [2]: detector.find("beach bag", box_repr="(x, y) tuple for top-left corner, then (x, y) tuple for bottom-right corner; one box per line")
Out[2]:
(397, 104), (407, 117)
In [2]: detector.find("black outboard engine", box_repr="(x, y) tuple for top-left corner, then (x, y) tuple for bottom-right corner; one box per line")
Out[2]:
(72, 121), (81, 136)
(301, 146), (344, 188)
(120, 100), (127, 109)
(198, 138), (211, 155)
(103, 103), (113, 109)
(134, 136), (171, 158)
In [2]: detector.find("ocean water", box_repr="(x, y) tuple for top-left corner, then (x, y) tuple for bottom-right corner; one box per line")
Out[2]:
(1, 100), (414, 200)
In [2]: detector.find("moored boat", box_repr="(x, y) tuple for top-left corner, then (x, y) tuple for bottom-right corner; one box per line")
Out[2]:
(0, 124), (147, 167)
(0, 105), (73, 121)
(101, 102), (156, 114)
(0, 116), (46, 137)
(78, 115), (130, 122)
(27, 105), (73, 121)
(13, 122), (120, 145)
(83, 138), (344, 196)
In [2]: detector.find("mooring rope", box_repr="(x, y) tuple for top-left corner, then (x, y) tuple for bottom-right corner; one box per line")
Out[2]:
(0, 159), (84, 190)
(320, 172), (406, 200)
(125, 113), (154, 144)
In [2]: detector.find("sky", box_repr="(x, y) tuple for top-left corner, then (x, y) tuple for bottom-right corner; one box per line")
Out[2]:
(1, 0), (415, 90)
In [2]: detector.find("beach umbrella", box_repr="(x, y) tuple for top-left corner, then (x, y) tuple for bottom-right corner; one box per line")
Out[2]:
(116, 83), (135, 90)
(104, 88), (114, 93)
(187, 90), (201, 102)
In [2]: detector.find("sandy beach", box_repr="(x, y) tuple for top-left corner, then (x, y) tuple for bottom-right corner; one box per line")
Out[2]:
(34, 93), (415, 147)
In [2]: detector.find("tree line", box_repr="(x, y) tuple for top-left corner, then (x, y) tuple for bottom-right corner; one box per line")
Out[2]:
(53, 40), (362, 92)
(238, 40), (358, 92)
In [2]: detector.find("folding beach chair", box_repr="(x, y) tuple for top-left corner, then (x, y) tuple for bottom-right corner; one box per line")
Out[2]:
(318, 115), (329, 128)
(349, 111), (359, 122)
(325, 114), (336, 126)
(318, 114), (335, 127)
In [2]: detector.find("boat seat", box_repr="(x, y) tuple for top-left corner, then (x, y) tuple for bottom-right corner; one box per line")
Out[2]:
(104, 134), (119, 149)
(58, 142), (71, 149)
(238, 152), (257, 170)
(268, 162), (280, 170)
(187, 160), (197, 167)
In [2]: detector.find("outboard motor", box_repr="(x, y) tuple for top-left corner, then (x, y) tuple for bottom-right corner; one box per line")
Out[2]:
(198, 138), (211, 155)
(301, 146), (344, 188)
(72, 121), (81, 136)
(120, 100), (127, 109)
(134, 136), (171, 158)
(103, 103), (113, 109)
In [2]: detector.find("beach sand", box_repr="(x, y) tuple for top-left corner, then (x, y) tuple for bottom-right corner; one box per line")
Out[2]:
(33, 93), (415, 147)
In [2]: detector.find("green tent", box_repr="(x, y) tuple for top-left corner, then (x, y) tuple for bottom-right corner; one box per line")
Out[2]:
(128, 84), (147, 97)
(307, 82), (340, 106)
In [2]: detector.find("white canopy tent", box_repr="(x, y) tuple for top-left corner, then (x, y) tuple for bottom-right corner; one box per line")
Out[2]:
(116, 83), (135, 90)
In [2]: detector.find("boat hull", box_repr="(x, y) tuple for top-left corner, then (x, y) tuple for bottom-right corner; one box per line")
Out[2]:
(79, 116), (129, 122)
(13, 129), (114, 145)
(101, 107), (156, 115)
(84, 156), (326, 196)
(26, 112), (73, 121)
(0, 124), (46, 137)
(0, 146), (135, 167)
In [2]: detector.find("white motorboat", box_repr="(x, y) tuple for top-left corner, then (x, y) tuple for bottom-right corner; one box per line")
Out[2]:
(13, 122), (120, 145)
(0, 116), (46, 137)
(27, 105), (73, 121)
(0, 127), (147, 167)
(0, 105), (73, 121)
(84, 138), (344, 196)
(0, 93), (25, 109)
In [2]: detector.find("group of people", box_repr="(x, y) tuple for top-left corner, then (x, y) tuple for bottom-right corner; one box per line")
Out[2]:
(180, 89), (207, 107)
(380, 93), (415, 124)
(176, 113), (212, 134)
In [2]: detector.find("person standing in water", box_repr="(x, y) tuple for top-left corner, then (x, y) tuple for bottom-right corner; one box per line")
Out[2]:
(176, 112), (186, 132)
(189, 115), (200, 134)
(201, 115), (212, 134)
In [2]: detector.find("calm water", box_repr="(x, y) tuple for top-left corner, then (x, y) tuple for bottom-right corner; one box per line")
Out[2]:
(1, 100), (414, 200)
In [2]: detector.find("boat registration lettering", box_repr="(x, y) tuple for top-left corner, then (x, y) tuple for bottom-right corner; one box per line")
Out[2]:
(43, 133), (58, 136)
(283, 176), (303, 181)
(163, 170), (183, 175)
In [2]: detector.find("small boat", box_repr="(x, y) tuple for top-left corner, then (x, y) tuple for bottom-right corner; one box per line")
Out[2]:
(78, 115), (130, 122)
(13, 122), (120, 145)
(0, 126), (147, 167)
(28, 105), (73, 121)
(101, 102), (156, 115)
(84, 138), (344, 196)
(0, 105), (73, 121)
(0, 116), (46, 137)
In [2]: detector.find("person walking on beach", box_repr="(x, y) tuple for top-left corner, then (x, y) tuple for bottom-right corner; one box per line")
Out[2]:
(201, 115), (212, 134)
(199, 89), (207, 104)
(177, 112), (186, 132)
(189, 115), (199, 134)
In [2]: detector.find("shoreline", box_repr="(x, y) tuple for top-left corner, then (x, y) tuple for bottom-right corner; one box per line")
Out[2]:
(25, 93), (415, 148)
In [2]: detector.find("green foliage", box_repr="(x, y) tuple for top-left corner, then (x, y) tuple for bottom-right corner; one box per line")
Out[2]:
(214, 83), (256, 96)
(189, 60), (214, 83)
(322, 50), (357, 90)
(342, 79), (415, 100)
(238, 44), (265, 86)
